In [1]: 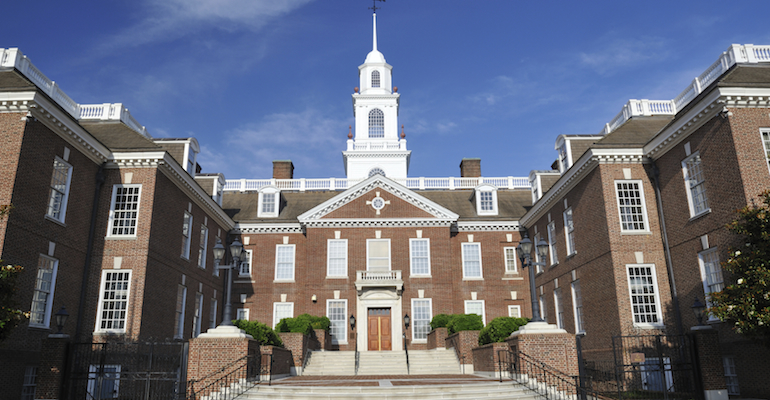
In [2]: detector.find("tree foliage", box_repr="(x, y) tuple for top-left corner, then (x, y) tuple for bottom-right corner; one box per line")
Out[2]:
(0, 204), (28, 341)
(275, 314), (330, 334)
(478, 317), (529, 345)
(709, 191), (770, 344)
(429, 313), (484, 335)
(233, 319), (284, 347)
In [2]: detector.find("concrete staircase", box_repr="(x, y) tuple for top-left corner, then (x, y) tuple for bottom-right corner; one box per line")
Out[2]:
(302, 349), (462, 376)
(302, 351), (356, 375)
(408, 349), (462, 375)
(241, 381), (539, 399)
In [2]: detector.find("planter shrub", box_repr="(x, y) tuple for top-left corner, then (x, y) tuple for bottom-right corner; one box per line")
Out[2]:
(276, 314), (330, 334)
(430, 314), (484, 335)
(233, 320), (283, 347)
(478, 317), (529, 345)
(430, 314), (452, 330)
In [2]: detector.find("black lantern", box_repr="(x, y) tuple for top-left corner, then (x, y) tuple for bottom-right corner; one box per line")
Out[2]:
(404, 313), (410, 329)
(54, 306), (69, 334)
(536, 237), (549, 261)
(691, 297), (707, 326)
(349, 314), (356, 330)
(213, 238), (226, 263)
(229, 238), (243, 261)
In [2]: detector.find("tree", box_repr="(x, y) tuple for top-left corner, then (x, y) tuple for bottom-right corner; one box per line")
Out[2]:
(0, 204), (28, 341)
(709, 191), (770, 344)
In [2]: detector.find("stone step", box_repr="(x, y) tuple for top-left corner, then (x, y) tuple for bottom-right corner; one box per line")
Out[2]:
(303, 350), (464, 376)
(242, 382), (539, 399)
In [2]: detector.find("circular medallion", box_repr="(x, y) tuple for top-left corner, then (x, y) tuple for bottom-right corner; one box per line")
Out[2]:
(371, 196), (386, 211)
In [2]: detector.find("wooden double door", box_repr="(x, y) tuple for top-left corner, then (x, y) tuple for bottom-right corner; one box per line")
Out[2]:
(367, 308), (392, 351)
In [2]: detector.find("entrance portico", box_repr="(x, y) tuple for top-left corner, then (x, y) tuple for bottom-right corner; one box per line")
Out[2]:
(355, 271), (404, 352)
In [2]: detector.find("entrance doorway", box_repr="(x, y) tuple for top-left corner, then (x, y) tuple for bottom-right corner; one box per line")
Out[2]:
(367, 308), (392, 351)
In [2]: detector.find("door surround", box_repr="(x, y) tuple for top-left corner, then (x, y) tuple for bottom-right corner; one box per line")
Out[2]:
(356, 288), (402, 351)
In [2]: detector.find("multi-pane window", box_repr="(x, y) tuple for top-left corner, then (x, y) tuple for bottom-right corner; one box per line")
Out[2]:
(410, 239), (431, 276)
(46, 158), (72, 222)
(273, 302), (294, 328)
(530, 177), (540, 203)
(539, 294), (547, 320)
(327, 300), (347, 344)
(88, 365), (120, 399)
(262, 193), (275, 214)
(762, 129), (770, 168)
(108, 185), (141, 236)
(464, 300), (486, 325)
(327, 240), (348, 277)
(30, 255), (58, 328)
(96, 271), (131, 332)
(476, 187), (498, 215)
(181, 212), (192, 259)
(239, 250), (252, 277)
(275, 245), (296, 280)
(699, 248), (724, 320)
(508, 305), (521, 318)
(412, 299), (432, 341)
(236, 308), (249, 321)
(547, 221), (558, 265)
(368, 109), (385, 138)
(198, 225), (208, 269)
(535, 233), (544, 273)
(554, 288), (565, 329)
(174, 285), (187, 339)
(504, 247), (517, 273)
(723, 356), (740, 395)
(209, 299), (218, 329)
(616, 181), (648, 231)
(371, 70), (380, 88)
(627, 265), (663, 326)
(571, 280), (585, 333)
(367, 239), (390, 270)
(21, 366), (37, 400)
(683, 153), (709, 216)
(558, 143), (568, 173)
(480, 192), (494, 211)
(461, 243), (482, 279)
(564, 208), (576, 255)
(192, 294), (203, 338)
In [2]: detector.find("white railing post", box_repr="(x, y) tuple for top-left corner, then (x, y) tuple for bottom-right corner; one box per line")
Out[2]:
(239, 179), (246, 192)
(330, 178), (336, 190)
(419, 177), (425, 190)
(449, 177), (455, 190)
(300, 178), (306, 192)
(508, 177), (514, 189)
(745, 44), (758, 63)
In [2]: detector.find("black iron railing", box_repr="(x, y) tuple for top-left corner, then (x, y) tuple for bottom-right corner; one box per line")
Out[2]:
(186, 353), (260, 400)
(301, 349), (312, 376)
(498, 350), (600, 400)
(403, 334), (410, 375)
(354, 340), (360, 375)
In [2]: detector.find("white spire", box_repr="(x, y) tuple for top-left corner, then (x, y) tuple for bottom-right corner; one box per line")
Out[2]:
(364, 12), (385, 64)
(372, 13), (378, 52)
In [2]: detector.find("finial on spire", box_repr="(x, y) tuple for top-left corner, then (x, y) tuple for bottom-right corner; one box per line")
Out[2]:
(369, 0), (384, 52)
(368, 0), (385, 13)
(401, 125), (405, 139)
(348, 126), (353, 139)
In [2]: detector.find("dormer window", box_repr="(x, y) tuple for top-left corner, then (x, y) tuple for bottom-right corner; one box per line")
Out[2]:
(557, 143), (568, 173)
(182, 138), (200, 175)
(371, 70), (380, 88)
(368, 109), (385, 138)
(258, 186), (280, 218)
(530, 176), (539, 203)
(474, 184), (498, 216)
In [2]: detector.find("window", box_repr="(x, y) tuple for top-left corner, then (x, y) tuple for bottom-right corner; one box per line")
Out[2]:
(508, 305), (521, 318)
(193, 293), (203, 338)
(699, 248), (724, 320)
(327, 240), (348, 277)
(236, 308), (249, 321)
(367, 239), (390, 270)
(29, 255), (58, 328)
(275, 245), (296, 281)
(368, 167), (385, 177)
(174, 285), (187, 339)
(571, 280), (585, 333)
(626, 264), (663, 327)
(273, 302), (294, 328)
(88, 365), (121, 399)
(461, 242), (482, 279)
(410, 239), (431, 276)
(368, 109), (385, 138)
(547, 221), (558, 265)
(46, 157), (72, 222)
(554, 288), (565, 329)
(682, 153), (709, 217)
(723, 356), (740, 395)
(480, 192), (494, 211)
(21, 366), (37, 400)
(464, 300), (486, 325)
(209, 299), (218, 329)
(371, 70), (380, 88)
(412, 299), (432, 341)
(616, 181), (648, 231)
(475, 185), (498, 216)
(95, 271), (131, 333)
(239, 250), (252, 277)
(530, 176), (540, 203)
(258, 187), (280, 218)
(503, 247), (517, 273)
(186, 146), (197, 174)
(181, 212), (192, 259)
(262, 193), (275, 213)
(539, 294), (547, 320)
(762, 129), (770, 169)
(535, 233), (544, 273)
(564, 208), (576, 256)
(327, 300), (347, 344)
(558, 142), (569, 173)
(107, 185), (141, 236)
(198, 225), (208, 269)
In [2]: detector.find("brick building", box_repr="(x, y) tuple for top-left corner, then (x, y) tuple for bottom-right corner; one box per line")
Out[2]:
(521, 44), (770, 398)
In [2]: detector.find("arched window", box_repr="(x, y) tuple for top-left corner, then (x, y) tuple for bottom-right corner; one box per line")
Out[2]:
(368, 168), (385, 177)
(368, 109), (385, 138)
(371, 70), (380, 88)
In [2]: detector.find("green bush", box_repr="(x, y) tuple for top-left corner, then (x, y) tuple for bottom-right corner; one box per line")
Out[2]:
(276, 314), (330, 334)
(233, 320), (283, 347)
(430, 314), (452, 330)
(446, 314), (484, 335)
(478, 317), (529, 345)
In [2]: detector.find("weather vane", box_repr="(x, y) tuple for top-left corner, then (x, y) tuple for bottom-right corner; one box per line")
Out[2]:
(369, 0), (385, 13)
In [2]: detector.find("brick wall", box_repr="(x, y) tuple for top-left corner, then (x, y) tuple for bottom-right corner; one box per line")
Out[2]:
(472, 342), (509, 374)
(272, 160), (294, 179)
(427, 327), (447, 349)
(507, 331), (578, 376)
(459, 158), (481, 178)
(278, 332), (307, 368)
(446, 330), (479, 365)
(187, 337), (260, 397)
(260, 345), (292, 376)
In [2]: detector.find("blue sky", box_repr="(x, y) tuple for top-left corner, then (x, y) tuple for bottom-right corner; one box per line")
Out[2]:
(3, 0), (769, 179)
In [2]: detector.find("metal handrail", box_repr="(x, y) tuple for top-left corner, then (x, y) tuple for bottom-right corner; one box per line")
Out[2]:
(403, 333), (410, 375)
(354, 339), (360, 375)
(301, 349), (312, 376)
(186, 353), (259, 400)
(500, 350), (600, 400)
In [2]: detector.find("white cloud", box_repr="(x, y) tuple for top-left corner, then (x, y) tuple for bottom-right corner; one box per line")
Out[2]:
(579, 36), (669, 74)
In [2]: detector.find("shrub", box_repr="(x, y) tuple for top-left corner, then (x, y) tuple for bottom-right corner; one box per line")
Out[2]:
(430, 314), (452, 330)
(276, 314), (330, 334)
(446, 314), (484, 335)
(233, 320), (283, 347)
(478, 317), (529, 345)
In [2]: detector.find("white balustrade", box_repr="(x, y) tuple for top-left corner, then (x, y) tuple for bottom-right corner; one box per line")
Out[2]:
(355, 270), (404, 292)
(223, 176), (530, 192)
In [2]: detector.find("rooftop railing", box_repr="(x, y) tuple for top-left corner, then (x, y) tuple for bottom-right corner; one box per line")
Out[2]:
(224, 176), (530, 192)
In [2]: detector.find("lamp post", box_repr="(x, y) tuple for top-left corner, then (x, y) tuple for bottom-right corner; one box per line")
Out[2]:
(213, 237), (243, 327)
(691, 297), (707, 326)
(54, 306), (69, 335)
(516, 231), (549, 323)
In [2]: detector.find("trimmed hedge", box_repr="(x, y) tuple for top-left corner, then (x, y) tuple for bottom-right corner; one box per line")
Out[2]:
(430, 314), (484, 335)
(233, 319), (284, 347)
(478, 317), (529, 345)
(276, 314), (330, 334)
(429, 314), (452, 330)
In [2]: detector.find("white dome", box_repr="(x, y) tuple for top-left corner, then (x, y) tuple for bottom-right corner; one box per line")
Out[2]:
(365, 50), (386, 64)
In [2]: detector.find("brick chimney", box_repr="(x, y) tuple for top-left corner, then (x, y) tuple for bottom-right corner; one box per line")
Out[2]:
(460, 158), (481, 178)
(272, 160), (294, 179)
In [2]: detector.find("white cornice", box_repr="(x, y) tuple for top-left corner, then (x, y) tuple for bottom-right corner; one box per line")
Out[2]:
(456, 221), (520, 231)
(342, 151), (411, 159)
(304, 218), (455, 228)
(234, 223), (303, 234)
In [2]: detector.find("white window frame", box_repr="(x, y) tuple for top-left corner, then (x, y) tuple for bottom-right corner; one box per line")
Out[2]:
(698, 247), (724, 321)
(626, 264), (664, 328)
(723, 356), (740, 395)
(535, 233), (544, 273)
(273, 302), (294, 328)
(87, 364), (121, 399)
(29, 255), (58, 328)
(94, 270), (132, 333)
(411, 298), (432, 342)
(174, 285), (187, 339)
(274, 244), (296, 281)
(547, 221), (558, 266)
(371, 70), (381, 88)
(181, 212), (192, 259)
(239, 249), (253, 277)
(539, 294), (547, 321)
(503, 247), (518, 274)
(682, 152), (710, 217)
(209, 298), (218, 329)
(327, 239), (348, 278)
(257, 187), (280, 218)
(475, 184), (498, 216)
(461, 242), (483, 279)
(571, 280), (585, 334)
(21, 366), (37, 400)
(464, 300), (486, 325)
(236, 308), (249, 321)
(409, 238), (431, 276)
(198, 225), (208, 269)
(564, 207), (576, 256)
(366, 239), (391, 270)
(508, 305), (521, 318)
(368, 108), (385, 138)
(761, 128), (770, 174)
(615, 180), (650, 232)
(326, 299), (348, 345)
(45, 157), (73, 223)
(554, 288), (565, 329)
(107, 184), (142, 237)
(193, 293), (203, 338)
